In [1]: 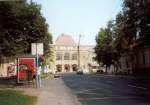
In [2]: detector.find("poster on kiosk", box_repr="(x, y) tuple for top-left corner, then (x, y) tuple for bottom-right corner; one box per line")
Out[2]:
(17, 57), (36, 83)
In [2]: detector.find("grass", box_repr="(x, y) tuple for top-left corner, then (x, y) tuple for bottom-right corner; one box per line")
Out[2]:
(0, 84), (15, 88)
(0, 90), (37, 105)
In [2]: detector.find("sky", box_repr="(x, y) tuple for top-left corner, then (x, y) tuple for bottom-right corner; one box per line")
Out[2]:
(33, 0), (123, 45)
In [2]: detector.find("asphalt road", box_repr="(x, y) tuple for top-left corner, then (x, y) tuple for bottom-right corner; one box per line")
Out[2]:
(61, 73), (150, 105)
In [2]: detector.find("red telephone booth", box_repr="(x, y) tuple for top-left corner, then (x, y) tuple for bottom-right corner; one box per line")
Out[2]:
(17, 57), (36, 83)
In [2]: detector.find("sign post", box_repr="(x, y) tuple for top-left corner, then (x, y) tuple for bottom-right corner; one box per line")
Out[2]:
(31, 43), (43, 88)
(36, 44), (39, 87)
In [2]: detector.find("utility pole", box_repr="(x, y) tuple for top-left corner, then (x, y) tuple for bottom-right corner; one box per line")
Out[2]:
(78, 34), (81, 70)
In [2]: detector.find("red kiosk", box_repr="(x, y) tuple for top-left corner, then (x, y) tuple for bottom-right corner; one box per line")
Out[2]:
(17, 56), (36, 83)
(16, 43), (43, 87)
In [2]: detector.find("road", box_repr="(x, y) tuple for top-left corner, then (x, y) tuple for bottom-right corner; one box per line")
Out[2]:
(61, 73), (150, 105)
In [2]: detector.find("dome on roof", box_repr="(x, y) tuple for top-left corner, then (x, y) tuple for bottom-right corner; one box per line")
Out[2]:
(55, 34), (76, 45)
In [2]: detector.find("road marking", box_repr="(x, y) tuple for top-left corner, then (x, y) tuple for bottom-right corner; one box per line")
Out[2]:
(75, 88), (102, 94)
(79, 96), (136, 101)
(128, 85), (147, 90)
(94, 74), (136, 79)
(76, 92), (102, 95)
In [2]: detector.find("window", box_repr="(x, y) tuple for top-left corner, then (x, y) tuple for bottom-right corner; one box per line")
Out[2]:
(64, 53), (70, 60)
(56, 53), (62, 60)
(72, 53), (77, 60)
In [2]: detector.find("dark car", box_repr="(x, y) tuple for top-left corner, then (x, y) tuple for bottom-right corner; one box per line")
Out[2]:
(96, 70), (104, 74)
(76, 70), (83, 75)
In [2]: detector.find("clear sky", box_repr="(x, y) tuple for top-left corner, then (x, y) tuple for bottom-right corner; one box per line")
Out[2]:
(33, 0), (122, 45)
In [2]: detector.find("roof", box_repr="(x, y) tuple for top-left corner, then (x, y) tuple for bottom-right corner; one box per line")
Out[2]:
(55, 34), (76, 45)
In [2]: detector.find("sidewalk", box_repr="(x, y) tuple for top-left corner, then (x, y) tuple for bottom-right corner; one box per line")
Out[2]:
(21, 78), (82, 105)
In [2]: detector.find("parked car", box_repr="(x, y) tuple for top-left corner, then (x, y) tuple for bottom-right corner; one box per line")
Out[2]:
(54, 74), (60, 78)
(76, 70), (83, 75)
(54, 71), (60, 78)
(96, 69), (104, 74)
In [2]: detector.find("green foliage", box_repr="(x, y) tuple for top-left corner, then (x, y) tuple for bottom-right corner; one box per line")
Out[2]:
(95, 0), (150, 73)
(113, 12), (129, 52)
(123, 0), (150, 45)
(95, 12), (127, 72)
(0, 0), (52, 63)
(0, 90), (37, 105)
(95, 20), (114, 72)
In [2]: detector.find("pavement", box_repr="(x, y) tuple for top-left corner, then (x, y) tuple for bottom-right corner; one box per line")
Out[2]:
(36, 78), (82, 105)
(61, 73), (150, 105)
(0, 74), (82, 105)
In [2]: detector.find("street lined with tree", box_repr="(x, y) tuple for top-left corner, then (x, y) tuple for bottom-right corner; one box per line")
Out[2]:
(95, 0), (150, 74)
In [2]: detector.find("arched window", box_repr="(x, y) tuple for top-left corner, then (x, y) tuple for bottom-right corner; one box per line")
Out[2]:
(72, 64), (77, 71)
(64, 53), (70, 60)
(56, 64), (62, 72)
(56, 53), (62, 60)
(72, 53), (77, 60)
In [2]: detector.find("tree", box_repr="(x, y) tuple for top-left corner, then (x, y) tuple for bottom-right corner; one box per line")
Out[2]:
(95, 20), (114, 73)
(95, 0), (150, 74)
(95, 14), (127, 73)
(112, 12), (127, 72)
(0, 0), (52, 63)
(123, 0), (150, 45)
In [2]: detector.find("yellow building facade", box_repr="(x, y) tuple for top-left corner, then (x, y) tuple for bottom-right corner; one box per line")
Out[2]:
(49, 34), (98, 73)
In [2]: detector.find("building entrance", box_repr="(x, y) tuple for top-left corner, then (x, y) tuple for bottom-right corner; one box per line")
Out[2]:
(72, 64), (77, 71)
(56, 64), (62, 72)
(64, 64), (70, 72)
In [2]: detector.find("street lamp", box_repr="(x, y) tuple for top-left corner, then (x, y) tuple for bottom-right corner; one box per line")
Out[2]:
(78, 34), (81, 70)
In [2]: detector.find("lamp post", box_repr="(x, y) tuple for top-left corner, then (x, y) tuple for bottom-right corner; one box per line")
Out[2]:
(78, 34), (81, 70)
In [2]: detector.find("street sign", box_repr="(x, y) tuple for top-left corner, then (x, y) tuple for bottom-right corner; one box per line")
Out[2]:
(31, 43), (43, 88)
(31, 43), (43, 55)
